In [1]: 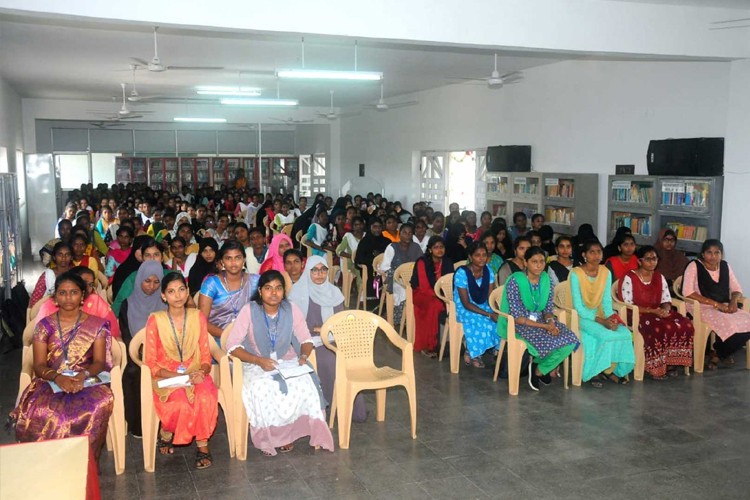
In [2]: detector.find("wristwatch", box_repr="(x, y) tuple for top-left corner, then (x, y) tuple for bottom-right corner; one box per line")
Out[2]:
(300, 354), (309, 361)
(82, 370), (91, 379)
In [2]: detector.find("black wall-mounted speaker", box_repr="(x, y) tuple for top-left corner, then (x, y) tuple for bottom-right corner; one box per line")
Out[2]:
(647, 138), (724, 176)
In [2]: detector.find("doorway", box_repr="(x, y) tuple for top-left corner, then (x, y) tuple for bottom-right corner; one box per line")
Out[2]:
(447, 151), (477, 212)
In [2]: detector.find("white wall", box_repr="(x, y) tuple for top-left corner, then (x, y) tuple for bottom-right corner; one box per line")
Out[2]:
(0, 77), (23, 172)
(721, 59), (750, 284)
(341, 58), (730, 238)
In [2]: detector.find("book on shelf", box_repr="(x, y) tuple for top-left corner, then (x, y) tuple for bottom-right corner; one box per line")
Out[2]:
(545, 180), (575, 198)
(665, 222), (708, 241)
(491, 202), (507, 217)
(545, 207), (574, 225)
(661, 183), (709, 208)
(612, 183), (653, 204)
(513, 183), (538, 195)
(612, 212), (651, 236)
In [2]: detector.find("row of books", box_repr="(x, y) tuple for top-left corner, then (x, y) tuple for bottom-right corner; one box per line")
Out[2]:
(513, 184), (539, 195)
(487, 182), (509, 194)
(490, 202), (507, 217)
(612, 212), (651, 236)
(612, 184), (653, 204)
(665, 222), (708, 242)
(661, 186), (710, 207)
(545, 207), (574, 225)
(545, 181), (575, 198)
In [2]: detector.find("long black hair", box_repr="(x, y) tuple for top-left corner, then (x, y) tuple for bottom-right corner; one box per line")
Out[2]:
(251, 270), (286, 304)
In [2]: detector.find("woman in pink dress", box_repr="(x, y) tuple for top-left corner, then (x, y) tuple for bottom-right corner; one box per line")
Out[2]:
(681, 239), (750, 369)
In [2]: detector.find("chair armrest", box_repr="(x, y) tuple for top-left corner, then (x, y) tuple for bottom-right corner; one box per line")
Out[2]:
(381, 324), (410, 351)
(670, 297), (687, 316)
(209, 340), (227, 364)
(736, 295), (748, 309)
(496, 310), (517, 341)
(612, 298), (639, 329)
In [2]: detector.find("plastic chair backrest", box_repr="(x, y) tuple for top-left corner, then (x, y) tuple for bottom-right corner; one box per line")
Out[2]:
(372, 254), (385, 277)
(393, 262), (415, 290)
(434, 273), (454, 305)
(488, 286), (504, 314)
(295, 230), (303, 243)
(280, 272), (293, 295)
(111, 338), (126, 371)
(320, 310), (406, 368)
(96, 271), (108, 289)
(673, 275), (684, 299)
(28, 296), (51, 324)
(282, 225), (293, 237)
(220, 321), (234, 351)
(554, 280), (573, 309)
(128, 329), (147, 367)
(611, 280), (621, 301)
(106, 286), (114, 305)
(453, 260), (467, 270)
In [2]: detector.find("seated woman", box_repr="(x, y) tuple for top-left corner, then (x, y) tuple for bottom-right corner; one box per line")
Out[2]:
(682, 239), (750, 368)
(283, 249), (305, 285)
(471, 211), (493, 242)
(546, 236), (574, 290)
(199, 240), (260, 340)
(259, 233), (293, 274)
(454, 242), (499, 368)
(225, 270), (335, 456)
(603, 226), (632, 262)
(10, 272), (113, 462)
(410, 236), (453, 357)
(605, 233), (638, 282)
(413, 220), (430, 253)
(187, 238), (219, 296)
(444, 223), (469, 264)
(305, 208), (330, 257)
(336, 215), (365, 290)
(494, 225), (514, 260)
(288, 256), (367, 422)
(570, 240), (635, 386)
(572, 223), (598, 266)
(165, 236), (191, 278)
(655, 228), (689, 288)
(144, 273), (218, 469)
(618, 246), (694, 379)
(496, 236), (531, 285)
(354, 217), (390, 301)
(70, 232), (100, 273)
(111, 237), (167, 316)
(480, 232), (503, 275)
(30, 242), (73, 308)
(105, 225), (134, 280)
(380, 223), (423, 327)
(118, 261), (167, 438)
(497, 246), (580, 391)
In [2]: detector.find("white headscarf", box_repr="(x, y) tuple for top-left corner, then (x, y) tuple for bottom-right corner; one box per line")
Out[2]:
(170, 212), (191, 238)
(288, 255), (343, 320)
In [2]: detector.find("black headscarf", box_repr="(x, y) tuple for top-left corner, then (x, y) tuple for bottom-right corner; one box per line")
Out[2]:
(188, 238), (220, 295)
(445, 223), (468, 263)
(291, 199), (326, 246)
(112, 235), (153, 298)
(572, 223), (598, 265)
(603, 226), (631, 261)
(354, 218), (390, 270)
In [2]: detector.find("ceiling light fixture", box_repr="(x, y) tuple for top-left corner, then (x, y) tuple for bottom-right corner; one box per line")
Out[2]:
(174, 117), (227, 123)
(221, 97), (298, 106)
(277, 38), (382, 82)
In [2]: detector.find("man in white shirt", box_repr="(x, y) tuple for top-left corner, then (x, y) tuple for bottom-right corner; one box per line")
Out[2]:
(245, 193), (262, 228)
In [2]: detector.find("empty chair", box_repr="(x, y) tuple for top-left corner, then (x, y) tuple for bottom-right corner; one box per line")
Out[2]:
(320, 310), (417, 449)
(434, 273), (462, 373)
(393, 262), (416, 343)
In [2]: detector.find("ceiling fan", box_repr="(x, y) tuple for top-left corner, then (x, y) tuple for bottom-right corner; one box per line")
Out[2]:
(317, 90), (339, 120)
(90, 84), (153, 119)
(449, 54), (523, 88)
(127, 65), (164, 102)
(269, 117), (314, 125)
(364, 82), (417, 111)
(89, 121), (127, 129)
(131, 27), (224, 72)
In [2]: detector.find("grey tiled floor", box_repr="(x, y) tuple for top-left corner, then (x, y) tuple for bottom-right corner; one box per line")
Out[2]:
(2, 335), (749, 499)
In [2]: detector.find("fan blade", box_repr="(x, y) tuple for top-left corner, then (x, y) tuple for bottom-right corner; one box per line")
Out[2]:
(445, 76), (485, 82)
(130, 57), (150, 66)
(166, 65), (225, 71)
(128, 95), (166, 102)
(501, 72), (523, 83)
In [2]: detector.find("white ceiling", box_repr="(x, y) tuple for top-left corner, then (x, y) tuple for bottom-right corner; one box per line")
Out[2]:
(0, 15), (567, 110)
(610, 0), (750, 8)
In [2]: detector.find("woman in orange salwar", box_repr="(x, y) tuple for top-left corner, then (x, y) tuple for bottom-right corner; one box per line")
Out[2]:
(144, 272), (218, 469)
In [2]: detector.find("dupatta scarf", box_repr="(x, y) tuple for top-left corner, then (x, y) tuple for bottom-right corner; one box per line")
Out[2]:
(460, 265), (490, 305)
(571, 266), (609, 318)
(496, 271), (551, 340)
(151, 309), (202, 402)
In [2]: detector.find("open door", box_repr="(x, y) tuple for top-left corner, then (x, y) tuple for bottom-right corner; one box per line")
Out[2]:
(420, 153), (448, 213)
(25, 154), (60, 261)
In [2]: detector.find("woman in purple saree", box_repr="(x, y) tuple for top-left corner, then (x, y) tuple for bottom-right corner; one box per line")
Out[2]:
(10, 271), (114, 459)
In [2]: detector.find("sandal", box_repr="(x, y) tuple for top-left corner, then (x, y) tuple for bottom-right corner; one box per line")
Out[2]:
(420, 350), (437, 359)
(157, 435), (174, 455)
(590, 380), (603, 388)
(470, 357), (485, 369)
(195, 449), (213, 469)
(279, 443), (295, 453)
(706, 355), (720, 371)
(603, 373), (629, 385)
(719, 357), (735, 368)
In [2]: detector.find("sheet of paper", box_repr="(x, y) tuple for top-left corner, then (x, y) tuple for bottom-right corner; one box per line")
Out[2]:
(48, 370), (112, 394)
(157, 375), (191, 388)
(277, 360), (314, 379)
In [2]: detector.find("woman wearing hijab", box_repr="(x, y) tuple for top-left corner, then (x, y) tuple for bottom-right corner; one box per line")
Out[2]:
(288, 256), (367, 422)
(187, 238), (219, 296)
(354, 217), (391, 305)
(259, 233), (294, 274)
(170, 212), (192, 239)
(305, 207), (330, 257)
(111, 235), (152, 299)
(291, 199), (326, 248)
(654, 228), (689, 287)
(410, 236), (453, 357)
(444, 223), (469, 264)
(118, 260), (168, 437)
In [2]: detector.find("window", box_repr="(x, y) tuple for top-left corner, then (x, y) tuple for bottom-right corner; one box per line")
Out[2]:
(56, 154), (90, 189)
(91, 153), (118, 186)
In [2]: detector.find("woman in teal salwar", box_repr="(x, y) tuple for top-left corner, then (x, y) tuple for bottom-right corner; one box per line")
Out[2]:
(497, 246), (579, 390)
(569, 240), (635, 386)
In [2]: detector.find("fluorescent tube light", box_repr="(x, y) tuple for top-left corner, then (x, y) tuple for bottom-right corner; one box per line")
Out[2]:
(196, 86), (261, 92)
(277, 69), (382, 81)
(173, 117), (227, 123)
(221, 98), (298, 106)
(197, 90), (262, 96)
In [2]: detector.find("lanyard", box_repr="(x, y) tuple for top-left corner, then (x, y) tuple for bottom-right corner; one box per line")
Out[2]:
(56, 311), (83, 366)
(262, 310), (279, 351)
(167, 309), (188, 365)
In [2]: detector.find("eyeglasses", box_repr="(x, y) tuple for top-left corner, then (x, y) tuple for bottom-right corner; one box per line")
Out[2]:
(640, 256), (658, 262)
(663, 238), (676, 242)
(310, 267), (328, 275)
